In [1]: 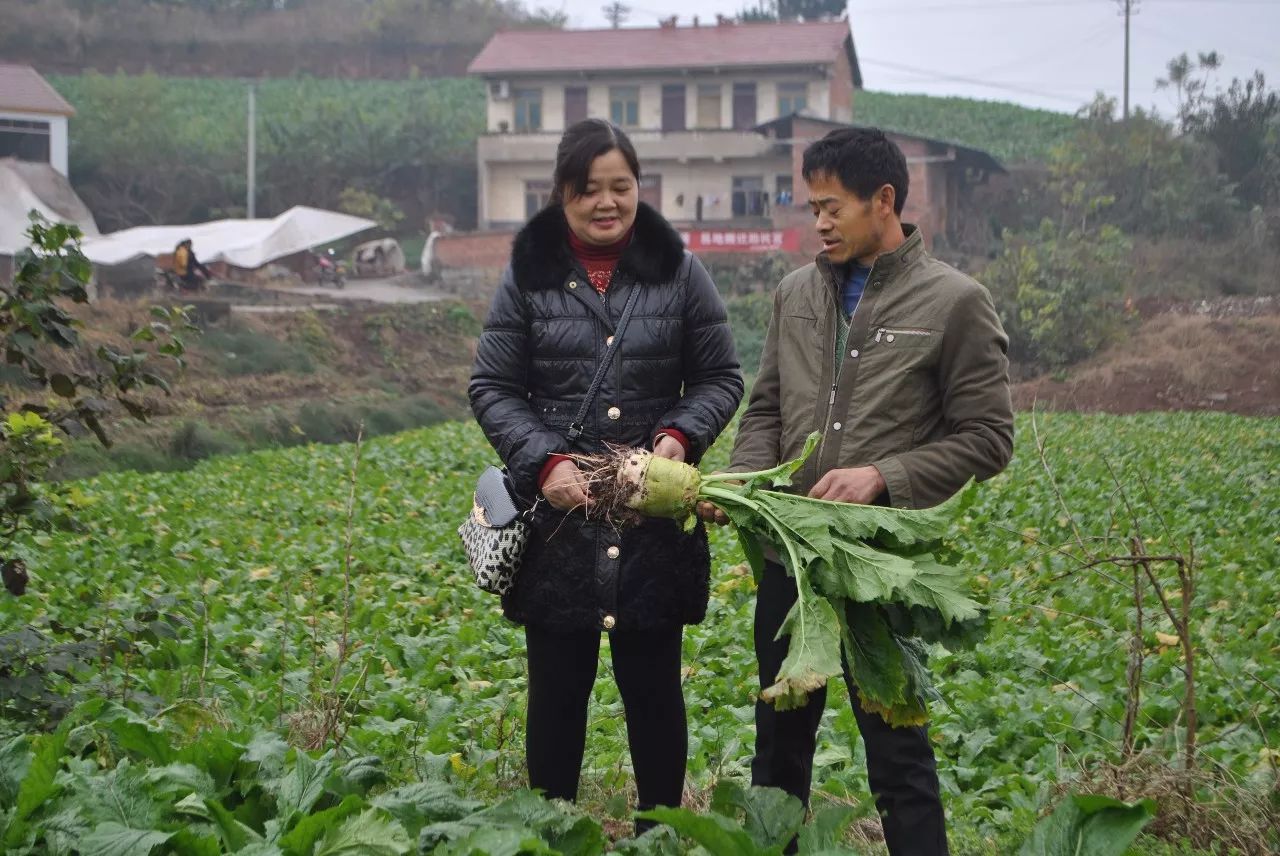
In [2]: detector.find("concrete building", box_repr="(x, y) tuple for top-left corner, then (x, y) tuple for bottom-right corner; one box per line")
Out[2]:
(467, 19), (861, 229)
(0, 64), (74, 177)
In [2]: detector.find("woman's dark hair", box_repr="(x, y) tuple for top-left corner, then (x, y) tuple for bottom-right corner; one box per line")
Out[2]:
(550, 119), (641, 205)
(801, 127), (909, 215)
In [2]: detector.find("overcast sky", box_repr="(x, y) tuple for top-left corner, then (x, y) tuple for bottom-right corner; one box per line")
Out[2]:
(559, 0), (1280, 115)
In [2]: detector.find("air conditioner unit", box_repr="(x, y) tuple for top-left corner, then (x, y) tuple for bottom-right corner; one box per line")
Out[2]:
(490, 80), (511, 100)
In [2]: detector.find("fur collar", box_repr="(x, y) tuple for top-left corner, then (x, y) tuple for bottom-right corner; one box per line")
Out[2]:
(511, 202), (686, 292)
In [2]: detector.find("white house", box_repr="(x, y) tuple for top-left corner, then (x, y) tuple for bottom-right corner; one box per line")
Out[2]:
(467, 19), (862, 229)
(0, 63), (73, 177)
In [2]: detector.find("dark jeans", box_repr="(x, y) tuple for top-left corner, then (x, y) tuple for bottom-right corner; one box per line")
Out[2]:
(524, 624), (686, 813)
(753, 561), (949, 856)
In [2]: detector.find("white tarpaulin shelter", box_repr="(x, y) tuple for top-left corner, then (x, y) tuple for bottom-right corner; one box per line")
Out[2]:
(0, 159), (100, 255)
(79, 206), (377, 268)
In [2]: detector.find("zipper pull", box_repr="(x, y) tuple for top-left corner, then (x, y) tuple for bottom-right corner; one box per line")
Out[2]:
(874, 328), (884, 343)
(829, 383), (837, 406)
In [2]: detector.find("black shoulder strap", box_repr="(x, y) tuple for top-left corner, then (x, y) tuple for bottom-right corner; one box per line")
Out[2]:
(567, 284), (641, 442)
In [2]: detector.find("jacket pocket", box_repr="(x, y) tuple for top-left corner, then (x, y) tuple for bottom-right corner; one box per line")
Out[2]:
(871, 326), (938, 347)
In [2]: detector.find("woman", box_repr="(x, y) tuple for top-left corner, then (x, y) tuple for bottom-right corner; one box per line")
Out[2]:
(468, 119), (743, 825)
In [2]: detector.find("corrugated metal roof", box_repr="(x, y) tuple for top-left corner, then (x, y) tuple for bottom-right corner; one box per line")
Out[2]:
(0, 64), (75, 117)
(468, 21), (856, 79)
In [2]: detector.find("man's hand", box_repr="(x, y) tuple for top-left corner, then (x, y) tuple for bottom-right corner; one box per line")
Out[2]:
(695, 500), (730, 526)
(808, 466), (886, 505)
(653, 434), (686, 462)
(696, 476), (741, 526)
(542, 459), (589, 511)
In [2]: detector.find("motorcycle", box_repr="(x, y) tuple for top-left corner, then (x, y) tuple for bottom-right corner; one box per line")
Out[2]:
(313, 248), (346, 289)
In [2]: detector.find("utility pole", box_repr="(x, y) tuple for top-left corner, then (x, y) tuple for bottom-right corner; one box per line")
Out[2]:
(247, 82), (257, 218)
(1118, 0), (1139, 119)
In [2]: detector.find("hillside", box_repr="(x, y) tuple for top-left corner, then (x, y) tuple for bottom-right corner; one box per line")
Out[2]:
(854, 90), (1078, 164)
(1014, 299), (1280, 416)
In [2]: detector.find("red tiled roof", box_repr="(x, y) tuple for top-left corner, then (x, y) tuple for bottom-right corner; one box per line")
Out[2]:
(468, 21), (856, 79)
(0, 64), (74, 116)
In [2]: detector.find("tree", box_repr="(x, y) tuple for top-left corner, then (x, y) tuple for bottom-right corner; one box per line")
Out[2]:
(1186, 72), (1280, 209)
(602, 1), (629, 27)
(739, 0), (777, 21)
(1155, 50), (1221, 132)
(1049, 95), (1239, 240)
(777, 0), (846, 20)
(1, 216), (193, 596)
(982, 216), (1134, 373)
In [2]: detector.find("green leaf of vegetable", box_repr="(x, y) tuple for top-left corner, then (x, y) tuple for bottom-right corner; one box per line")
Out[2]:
(1017, 793), (1156, 856)
(313, 810), (411, 856)
(78, 822), (173, 856)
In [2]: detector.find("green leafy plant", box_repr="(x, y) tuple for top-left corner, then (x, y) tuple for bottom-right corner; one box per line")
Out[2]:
(582, 433), (985, 725)
(1017, 794), (1156, 856)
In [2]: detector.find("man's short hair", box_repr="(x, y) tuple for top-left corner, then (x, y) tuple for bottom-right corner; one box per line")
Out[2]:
(802, 127), (909, 216)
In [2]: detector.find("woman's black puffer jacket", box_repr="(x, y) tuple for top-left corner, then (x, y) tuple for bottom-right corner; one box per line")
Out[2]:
(468, 202), (743, 632)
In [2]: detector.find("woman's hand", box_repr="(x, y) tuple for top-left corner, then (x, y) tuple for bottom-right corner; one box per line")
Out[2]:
(542, 459), (590, 511)
(653, 434), (686, 462)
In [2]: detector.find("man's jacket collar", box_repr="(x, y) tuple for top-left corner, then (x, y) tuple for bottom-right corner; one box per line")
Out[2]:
(816, 223), (925, 292)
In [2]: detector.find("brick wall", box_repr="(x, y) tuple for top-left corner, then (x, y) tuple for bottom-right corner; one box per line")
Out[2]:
(433, 230), (515, 271)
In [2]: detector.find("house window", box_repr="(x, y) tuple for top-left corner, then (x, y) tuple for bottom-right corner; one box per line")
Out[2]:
(777, 82), (808, 116)
(0, 118), (51, 163)
(610, 86), (640, 128)
(696, 85), (722, 129)
(564, 86), (588, 125)
(513, 89), (542, 132)
(661, 84), (686, 132)
(525, 180), (552, 219)
(732, 176), (766, 217)
(732, 82), (758, 130)
(776, 175), (794, 206)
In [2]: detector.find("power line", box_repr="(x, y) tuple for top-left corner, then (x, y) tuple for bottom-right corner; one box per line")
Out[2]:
(857, 57), (1093, 104)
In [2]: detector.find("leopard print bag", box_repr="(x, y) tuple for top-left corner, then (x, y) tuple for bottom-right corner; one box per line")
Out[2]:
(457, 466), (535, 595)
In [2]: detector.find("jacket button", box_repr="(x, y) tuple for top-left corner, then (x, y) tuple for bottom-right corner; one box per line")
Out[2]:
(833, 422), (842, 430)
(849, 349), (859, 358)
(606, 545), (620, 559)
(886, 333), (896, 343)
(602, 615), (616, 630)
(606, 335), (614, 347)
(607, 406), (621, 420)
(569, 280), (578, 289)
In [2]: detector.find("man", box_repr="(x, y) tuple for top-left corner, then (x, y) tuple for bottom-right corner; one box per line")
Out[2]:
(172, 238), (211, 291)
(701, 127), (1014, 855)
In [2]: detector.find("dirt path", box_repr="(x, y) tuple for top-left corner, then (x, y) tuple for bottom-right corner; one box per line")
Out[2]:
(267, 276), (449, 304)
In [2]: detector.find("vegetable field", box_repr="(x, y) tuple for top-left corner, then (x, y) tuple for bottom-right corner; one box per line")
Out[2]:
(1, 412), (1276, 854)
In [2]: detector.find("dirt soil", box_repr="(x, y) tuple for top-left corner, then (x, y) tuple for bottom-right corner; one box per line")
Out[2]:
(1014, 298), (1280, 417)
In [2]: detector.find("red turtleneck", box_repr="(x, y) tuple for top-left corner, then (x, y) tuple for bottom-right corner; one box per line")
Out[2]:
(568, 226), (632, 294)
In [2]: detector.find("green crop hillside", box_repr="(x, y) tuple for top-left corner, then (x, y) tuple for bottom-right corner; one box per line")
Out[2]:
(854, 90), (1079, 164)
(0, 411), (1274, 853)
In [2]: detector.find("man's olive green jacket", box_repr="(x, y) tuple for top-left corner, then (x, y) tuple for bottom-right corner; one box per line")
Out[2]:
(728, 225), (1014, 509)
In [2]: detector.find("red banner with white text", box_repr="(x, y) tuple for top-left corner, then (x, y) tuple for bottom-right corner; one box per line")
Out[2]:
(678, 227), (801, 254)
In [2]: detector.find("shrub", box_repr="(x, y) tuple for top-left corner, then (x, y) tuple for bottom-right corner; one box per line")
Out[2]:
(983, 218), (1135, 372)
(168, 421), (244, 462)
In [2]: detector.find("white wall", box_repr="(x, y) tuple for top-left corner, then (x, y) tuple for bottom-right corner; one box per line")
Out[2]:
(648, 156), (792, 222)
(0, 111), (68, 177)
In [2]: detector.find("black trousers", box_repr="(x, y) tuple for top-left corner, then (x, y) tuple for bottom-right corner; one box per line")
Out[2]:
(753, 561), (950, 856)
(524, 624), (687, 812)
